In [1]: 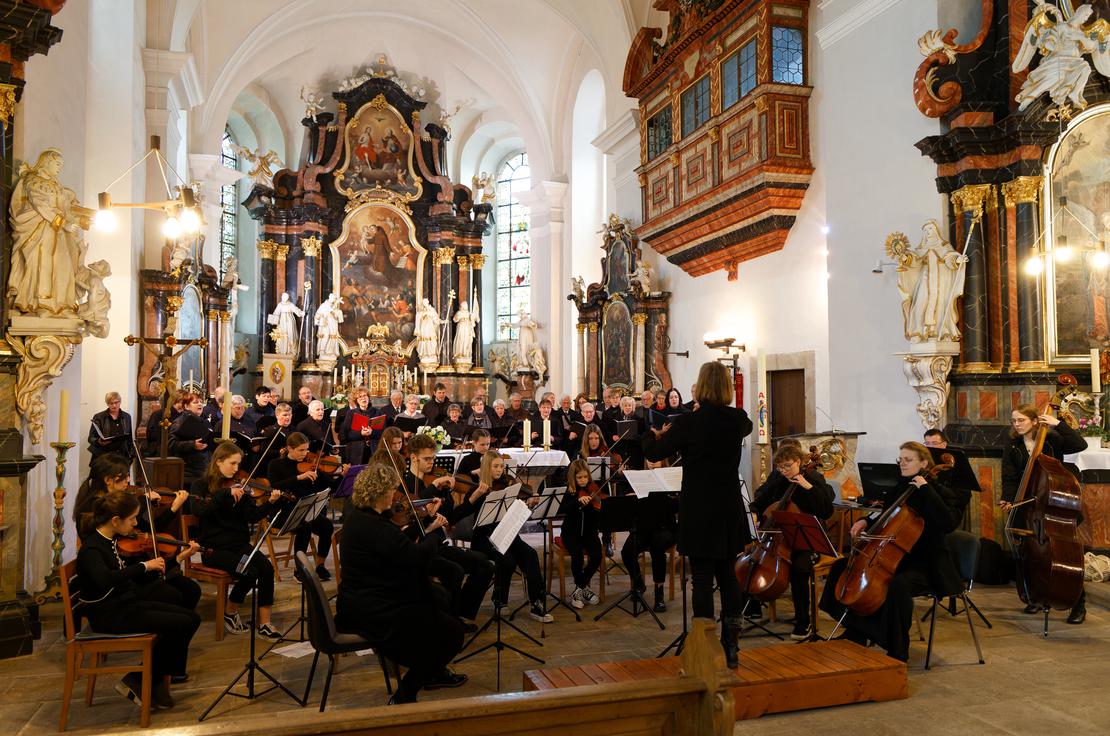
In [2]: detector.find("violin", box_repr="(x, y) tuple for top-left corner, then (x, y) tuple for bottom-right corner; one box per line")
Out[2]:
(223, 473), (296, 505)
(389, 490), (436, 529)
(298, 451), (344, 476)
(577, 480), (607, 511)
(117, 532), (211, 560)
(125, 485), (179, 507)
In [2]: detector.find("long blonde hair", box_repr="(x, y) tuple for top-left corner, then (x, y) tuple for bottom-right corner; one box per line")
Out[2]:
(478, 452), (508, 487)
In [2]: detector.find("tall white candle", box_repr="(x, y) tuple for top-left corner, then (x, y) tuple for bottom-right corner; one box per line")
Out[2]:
(1093, 348), (1102, 394)
(58, 389), (69, 443)
(543, 419), (551, 448)
(221, 389), (233, 440)
(333, 367), (337, 385)
(523, 419), (532, 449)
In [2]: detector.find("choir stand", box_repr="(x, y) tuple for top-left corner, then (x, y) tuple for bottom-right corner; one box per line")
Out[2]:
(593, 496), (665, 630)
(200, 512), (305, 721)
(771, 509), (837, 644)
(509, 483), (580, 626)
(454, 488), (544, 691)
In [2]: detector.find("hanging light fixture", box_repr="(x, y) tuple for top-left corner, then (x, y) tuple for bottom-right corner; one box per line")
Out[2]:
(1024, 195), (1109, 275)
(93, 135), (203, 238)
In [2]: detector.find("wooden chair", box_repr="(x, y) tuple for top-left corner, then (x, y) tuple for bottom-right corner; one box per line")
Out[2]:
(59, 559), (157, 731)
(552, 533), (607, 600)
(179, 514), (233, 641)
(264, 526), (316, 582)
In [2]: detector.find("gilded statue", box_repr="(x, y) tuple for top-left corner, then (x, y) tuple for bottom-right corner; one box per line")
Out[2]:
(1013, 3), (1110, 115)
(886, 221), (968, 343)
(233, 145), (282, 188)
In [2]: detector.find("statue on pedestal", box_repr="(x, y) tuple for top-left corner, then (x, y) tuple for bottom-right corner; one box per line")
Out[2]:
(314, 293), (345, 367)
(414, 297), (441, 367)
(75, 260), (111, 338)
(631, 262), (655, 295)
(502, 307), (545, 374)
(452, 300), (479, 369)
(886, 221), (967, 343)
(267, 292), (303, 358)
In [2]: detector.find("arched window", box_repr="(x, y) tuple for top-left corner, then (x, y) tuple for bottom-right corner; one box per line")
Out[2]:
(496, 152), (531, 340)
(220, 129), (239, 280)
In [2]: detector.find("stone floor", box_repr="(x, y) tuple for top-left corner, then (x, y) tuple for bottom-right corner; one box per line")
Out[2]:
(4, 540), (1110, 734)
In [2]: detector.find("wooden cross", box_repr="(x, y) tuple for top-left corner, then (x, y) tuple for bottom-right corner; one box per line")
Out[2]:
(124, 327), (208, 458)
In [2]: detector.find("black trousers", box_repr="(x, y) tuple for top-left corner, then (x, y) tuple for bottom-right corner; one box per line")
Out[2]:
(364, 604), (463, 698)
(789, 551), (816, 629)
(203, 547), (276, 607)
(294, 514), (334, 560)
(621, 526), (676, 588)
(689, 556), (742, 620)
(819, 558), (929, 662)
(561, 513), (602, 589)
(473, 528), (545, 605)
(433, 544), (493, 620)
(89, 601), (200, 677)
(136, 573), (202, 611)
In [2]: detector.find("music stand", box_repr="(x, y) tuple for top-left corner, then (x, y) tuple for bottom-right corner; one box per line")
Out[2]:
(771, 509), (838, 644)
(927, 446), (979, 492)
(592, 495), (665, 630)
(515, 485), (580, 625)
(199, 512), (304, 721)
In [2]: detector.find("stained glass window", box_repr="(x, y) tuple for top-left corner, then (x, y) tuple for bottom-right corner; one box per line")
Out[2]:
(220, 129), (239, 281)
(681, 74), (711, 137)
(647, 106), (672, 161)
(772, 27), (804, 85)
(496, 152), (531, 341)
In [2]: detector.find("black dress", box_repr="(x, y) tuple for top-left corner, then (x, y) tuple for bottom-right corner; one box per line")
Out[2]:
(339, 407), (377, 464)
(267, 456), (334, 562)
(88, 409), (134, 462)
(169, 413), (214, 485)
(1000, 421), (1086, 502)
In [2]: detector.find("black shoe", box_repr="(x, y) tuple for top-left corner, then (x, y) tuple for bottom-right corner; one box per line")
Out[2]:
(629, 574), (646, 594)
(388, 688), (417, 704)
(293, 569), (305, 584)
(1023, 603), (1041, 615)
(459, 619), (478, 634)
(115, 672), (144, 708)
(315, 564), (332, 581)
(1067, 592), (1087, 625)
(653, 586), (666, 613)
(424, 668), (469, 690)
(152, 680), (175, 710)
(721, 616), (740, 669)
(170, 674), (189, 685)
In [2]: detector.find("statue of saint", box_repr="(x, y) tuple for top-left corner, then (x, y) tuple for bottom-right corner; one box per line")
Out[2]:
(76, 260), (112, 338)
(886, 221), (968, 343)
(452, 300), (479, 367)
(502, 308), (540, 372)
(414, 298), (441, 366)
(314, 293), (345, 365)
(8, 148), (89, 317)
(267, 292), (304, 358)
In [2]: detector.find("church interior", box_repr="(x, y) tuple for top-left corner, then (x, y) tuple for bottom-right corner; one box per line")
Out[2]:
(3, 0), (1110, 733)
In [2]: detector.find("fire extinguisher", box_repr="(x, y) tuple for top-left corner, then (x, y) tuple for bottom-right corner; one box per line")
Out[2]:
(734, 371), (743, 409)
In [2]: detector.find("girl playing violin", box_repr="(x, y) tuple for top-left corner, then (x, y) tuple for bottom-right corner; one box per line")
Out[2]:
(456, 429), (490, 479)
(267, 432), (347, 582)
(1001, 404), (1087, 623)
(581, 422), (622, 556)
(368, 426), (406, 467)
(191, 441), (284, 638)
(750, 444), (835, 639)
(76, 490), (201, 710)
(560, 458), (602, 609)
(819, 441), (969, 661)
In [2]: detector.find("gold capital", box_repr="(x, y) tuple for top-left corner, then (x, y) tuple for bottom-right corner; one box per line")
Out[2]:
(457, 255), (471, 269)
(632, 313), (649, 325)
(588, 322), (599, 332)
(433, 246), (456, 266)
(274, 244), (290, 263)
(576, 323), (587, 333)
(301, 236), (322, 257)
(950, 184), (994, 218)
(469, 253), (486, 269)
(258, 240), (277, 259)
(206, 309), (220, 322)
(0, 83), (16, 127)
(1001, 176), (1043, 207)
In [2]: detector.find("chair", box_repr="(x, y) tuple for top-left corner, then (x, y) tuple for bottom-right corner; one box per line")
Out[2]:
(294, 552), (395, 711)
(920, 530), (986, 670)
(179, 514), (232, 641)
(58, 560), (157, 731)
(265, 526), (316, 582)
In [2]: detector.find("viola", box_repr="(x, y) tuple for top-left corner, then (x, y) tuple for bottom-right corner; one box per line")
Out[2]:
(117, 532), (211, 559)
(298, 451), (344, 476)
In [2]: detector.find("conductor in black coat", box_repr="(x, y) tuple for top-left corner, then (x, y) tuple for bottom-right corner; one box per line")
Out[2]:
(335, 464), (467, 703)
(642, 361), (752, 667)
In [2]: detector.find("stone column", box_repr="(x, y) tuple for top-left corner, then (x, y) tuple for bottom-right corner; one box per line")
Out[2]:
(577, 322), (587, 395)
(257, 240), (276, 353)
(633, 312), (648, 393)
(454, 254), (471, 368)
(434, 247), (456, 368)
(469, 253), (486, 367)
(300, 236), (322, 368)
(274, 244), (290, 299)
(205, 309), (220, 390)
(1002, 176), (1046, 369)
(587, 322), (600, 398)
(950, 184), (993, 370)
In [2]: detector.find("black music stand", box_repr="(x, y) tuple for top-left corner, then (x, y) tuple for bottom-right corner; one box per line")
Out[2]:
(771, 509), (838, 643)
(199, 512), (304, 721)
(517, 485), (580, 625)
(456, 487), (544, 690)
(593, 495), (665, 630)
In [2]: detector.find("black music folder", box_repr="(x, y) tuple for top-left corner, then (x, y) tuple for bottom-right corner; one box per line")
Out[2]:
(393, 415), (427, 435)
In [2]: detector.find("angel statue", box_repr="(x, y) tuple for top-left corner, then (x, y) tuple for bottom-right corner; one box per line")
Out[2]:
(314, 293), (345, 367)
(885, 220), (968, 343)
(472, 172), (496, 204)
(570, 275), (586, 303)
(488, 347), (509, 377)
(300, 86), (326, 122)
(267, 292), (304, 358)
(630, 262), (655, 294)
(233, 145), (282, 188)
(452, 300), (479, 369)
(76, 260), (111, 338)
(414, 297), (442, 367)
(1013, 3), (1110, 114)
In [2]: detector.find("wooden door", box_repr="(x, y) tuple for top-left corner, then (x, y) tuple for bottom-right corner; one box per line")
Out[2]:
(769, 369), (805, 439)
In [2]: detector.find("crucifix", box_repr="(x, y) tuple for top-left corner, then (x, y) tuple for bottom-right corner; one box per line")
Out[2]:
(124, 295), (208, 488)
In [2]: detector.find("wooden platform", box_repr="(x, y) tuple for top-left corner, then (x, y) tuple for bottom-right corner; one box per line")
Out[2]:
(523, 640), (907, 720)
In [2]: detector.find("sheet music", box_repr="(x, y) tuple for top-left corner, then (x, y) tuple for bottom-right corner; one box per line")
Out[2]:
(623, 467), (683, 499)
(529, 486), (564, 520)
(475, 487), (514, 527)
(587, 456), (611, 482)
(489, 499), (531, 554)
(655, 466), (683, 492)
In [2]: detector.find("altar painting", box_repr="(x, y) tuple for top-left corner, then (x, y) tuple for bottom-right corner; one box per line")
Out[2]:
(329, 202), (425, 347)
(1045, 107), (1110, 362)
(335, 95), (422, 201)
(602, 298), (633, 388)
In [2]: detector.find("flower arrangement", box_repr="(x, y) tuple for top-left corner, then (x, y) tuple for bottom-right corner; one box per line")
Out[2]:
(323, 392), (348, 411)
(1076, 416), (1105, 439)
(416, 424), (449, 450)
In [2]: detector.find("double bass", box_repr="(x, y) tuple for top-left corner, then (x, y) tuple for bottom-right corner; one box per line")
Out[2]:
(1005, 383), (1085, 619)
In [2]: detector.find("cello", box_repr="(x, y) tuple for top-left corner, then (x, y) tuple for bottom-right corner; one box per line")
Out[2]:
(833, 451), (955, 616)
(1005, 383), (1085, 625)
(733, 446), (820, 602)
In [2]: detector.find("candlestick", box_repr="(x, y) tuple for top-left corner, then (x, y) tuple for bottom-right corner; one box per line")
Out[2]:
(1093, 348), (1101, 394)
(36, 441), (77, 604)
(543, 418), (551, 450)
(523, 419), (532, 451)
(333, 367), (338, 385)
(221, 388), (233, 440)
(57, 389), (69, 443)
(188, 370), (194, 387)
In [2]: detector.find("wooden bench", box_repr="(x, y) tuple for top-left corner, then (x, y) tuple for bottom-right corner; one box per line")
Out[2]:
(144, 618), (737, 736)
(525, 638), (908, 720)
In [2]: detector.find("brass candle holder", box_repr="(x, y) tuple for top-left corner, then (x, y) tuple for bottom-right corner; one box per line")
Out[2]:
(37, 441), (76, 603)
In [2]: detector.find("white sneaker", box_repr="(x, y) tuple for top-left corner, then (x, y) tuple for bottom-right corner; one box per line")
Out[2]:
(581, 587), (600, 606)
(223, 611), (247, 635)
(529, 600), (554, 623)
(571, 587), (586, 609)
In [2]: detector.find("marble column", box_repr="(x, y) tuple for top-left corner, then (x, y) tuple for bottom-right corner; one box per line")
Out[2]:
(588, 322), (600, 398)
(300, 236), (322, 368)
(434, 247), (456, 369)
(455, 255), (472, 369)
(1002, 176), (1046, 368)
(274, 244), (290, 299)
(633, 313), (648, 393)
(218, 312), (232, 390)
(469, 253), (486, 367)
(577, 322), (587, 395)
(951, 185), (993, 370)
(205, 309), (220, 390)
(257, 240), (276, 353)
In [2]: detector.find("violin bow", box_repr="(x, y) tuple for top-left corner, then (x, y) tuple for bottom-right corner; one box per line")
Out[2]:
(129, 435), (164, 572)
(313, 416), (339, 474)
(388, 450), (428, 539)
(235, 427), (284, 502)
(588, 454), (631, 504)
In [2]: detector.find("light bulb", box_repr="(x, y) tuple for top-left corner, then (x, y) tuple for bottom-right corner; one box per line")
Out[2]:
(162, 215), (182, 239)
(1093, 250), (1110, 269)
(181, 208), (201, 233)
(1055, 246), (1074, 263)
(1025, 257), (1044, 276)
(820, 225), (830, 236)
(93, 209), (117, 232)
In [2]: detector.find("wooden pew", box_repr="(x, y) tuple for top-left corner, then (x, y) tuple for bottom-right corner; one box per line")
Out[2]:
(147, 618), (737, 736)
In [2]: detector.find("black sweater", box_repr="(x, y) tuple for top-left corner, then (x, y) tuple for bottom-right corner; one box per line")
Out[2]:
(751, 469), (835, 520)
(190, 478), (277, 552)
(75, 531), (148, 611)
(1000, 421), (1086, 502)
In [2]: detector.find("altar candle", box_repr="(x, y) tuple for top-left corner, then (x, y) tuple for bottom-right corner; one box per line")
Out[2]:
(333, 367), (337, 385)
(221, 388), (233, 440)
(524, 419), (532, 448)
(58, 389), (69, 443)
(1093, 348), (1102, 394)
(543, 419), (551, 447)
(188, 370), (194, 387)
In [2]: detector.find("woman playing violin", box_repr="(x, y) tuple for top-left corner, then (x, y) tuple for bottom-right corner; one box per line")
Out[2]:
(76, 490), (201, 710)
(1001, 404), (1088, 623)
(267, 432), (347, 582)
(581, 422), (623, 556)
(190, 442), (284, 638)
(560, 458), (603, 609)
(819, 442), (969, 661)
(750, 444), (835, 639)
(74, 453), (201, 613)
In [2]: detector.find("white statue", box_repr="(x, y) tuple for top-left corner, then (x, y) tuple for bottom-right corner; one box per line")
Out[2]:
(886, 221), (968, 343)
(631, 262), (654, 294)
(452, 300), (479, 367)
(414, 298), (442, 366)
(233, 145), (282, 188)
(1013, 3), (1110, 113)
(314, 293), (345, 365)
(76, 260), (111, 338)
(300, 86), (326, 122)
(471, 172), (496, 204)
(169, 239), (192, 273)
(528, 345), (547, 377)
(570, 275), (586, 303)
(502, 308), (540, 372)
(8, 148), (89, 317)
(488, 347), (509, 376)
(267, 292), (304, 358)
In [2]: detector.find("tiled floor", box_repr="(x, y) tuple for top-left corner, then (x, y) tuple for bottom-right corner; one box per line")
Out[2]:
(5, 545), (1110, 734)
